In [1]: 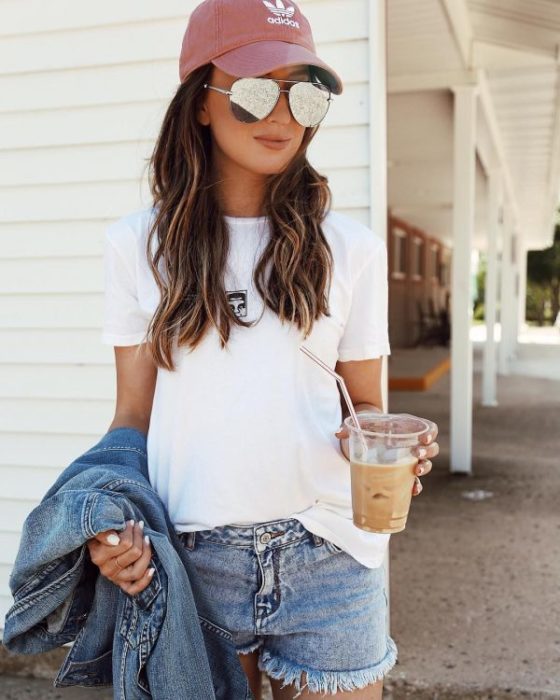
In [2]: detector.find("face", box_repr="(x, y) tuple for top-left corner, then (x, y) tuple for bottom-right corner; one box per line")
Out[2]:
(197, 64), (310, 178)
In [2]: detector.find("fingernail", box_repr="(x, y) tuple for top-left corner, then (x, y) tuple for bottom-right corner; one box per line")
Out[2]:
(107, 534), (120, 546)
(426, 435), (433, 443)
(418, 448), (427, 458)
(128, 519), (135, 527)
(139, 520), (144, 529)
(417, 465), (424, 475)
(148, 568), (155, 577)
(144, 535), (150, 546)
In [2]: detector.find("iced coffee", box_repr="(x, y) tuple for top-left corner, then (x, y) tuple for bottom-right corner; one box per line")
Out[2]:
(343, 413), (430, 534)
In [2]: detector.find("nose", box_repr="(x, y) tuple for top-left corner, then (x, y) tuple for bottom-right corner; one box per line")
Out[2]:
(266, 89), (292, 125)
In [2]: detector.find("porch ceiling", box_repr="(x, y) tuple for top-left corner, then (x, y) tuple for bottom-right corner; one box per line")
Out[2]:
(386, 0), (560, 250)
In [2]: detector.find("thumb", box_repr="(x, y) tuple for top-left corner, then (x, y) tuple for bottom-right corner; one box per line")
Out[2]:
(94, 529), (121, 546)
(335, 424), (350, 439)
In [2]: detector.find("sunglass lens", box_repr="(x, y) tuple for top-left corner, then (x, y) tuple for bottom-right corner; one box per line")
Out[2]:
(289, 82), (331, 127)
(230, 78), (279, 123)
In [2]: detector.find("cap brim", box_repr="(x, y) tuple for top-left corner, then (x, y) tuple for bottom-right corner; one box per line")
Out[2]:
(211, 40), (343, 95)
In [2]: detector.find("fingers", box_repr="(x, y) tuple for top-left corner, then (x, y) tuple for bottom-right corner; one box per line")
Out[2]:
(117, 531), (153, 583)
(89, 520), (136, 576)
(412, 476), (423, 496)
(415, 459), (432, 476)
(93, 529), (121, 547)
(114, 521), (144, 570)
(413, 442), (439, 462)
(119, 565), (156, 596)
(87, 519), (156, 595)
(413, 438), (439, 479)
(419, 420), (439, 445)
(88, 521), (130, 566)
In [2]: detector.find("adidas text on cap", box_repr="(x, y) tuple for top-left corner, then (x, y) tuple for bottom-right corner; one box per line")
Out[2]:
(178, 0), (343, 95)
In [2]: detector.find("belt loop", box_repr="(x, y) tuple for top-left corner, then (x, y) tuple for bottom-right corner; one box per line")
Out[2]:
(179, 531), (196, 551)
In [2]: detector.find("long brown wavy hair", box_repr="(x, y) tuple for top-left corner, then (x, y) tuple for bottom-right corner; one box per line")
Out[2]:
(142, 63), (335, 371)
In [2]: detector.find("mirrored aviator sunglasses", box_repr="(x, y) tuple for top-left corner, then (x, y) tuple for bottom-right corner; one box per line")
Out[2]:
(203, 77), (333, 128)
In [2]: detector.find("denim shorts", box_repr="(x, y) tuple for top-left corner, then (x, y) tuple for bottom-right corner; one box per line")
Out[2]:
(177, 516), (398, 697)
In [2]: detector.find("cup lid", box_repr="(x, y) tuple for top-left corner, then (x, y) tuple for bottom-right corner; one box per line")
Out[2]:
(344, 412), (431, 439)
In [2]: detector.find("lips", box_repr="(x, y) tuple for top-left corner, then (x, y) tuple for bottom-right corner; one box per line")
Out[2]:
(254, 135), (291, 143)
(254, 135), (292, 151)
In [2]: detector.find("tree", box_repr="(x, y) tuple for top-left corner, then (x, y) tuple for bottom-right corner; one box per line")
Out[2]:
(473, 254), (486, 321)
(526, 212), (560, 325)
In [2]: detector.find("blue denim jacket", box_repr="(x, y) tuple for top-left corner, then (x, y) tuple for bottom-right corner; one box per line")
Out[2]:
(2, 426), (253, 700)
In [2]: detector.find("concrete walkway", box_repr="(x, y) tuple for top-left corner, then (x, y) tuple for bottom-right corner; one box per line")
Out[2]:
(385, 350), (560, 698)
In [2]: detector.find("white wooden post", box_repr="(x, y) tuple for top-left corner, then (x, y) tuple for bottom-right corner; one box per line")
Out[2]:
(450, 85), (478, 475)
(368, 0), (388, 413)
(511, 234), (521, 351)
(517, 241), (527, 339)
(367, 0), (391, 632)
(498, 211), (516, 375)
(482, 170), (501, 407)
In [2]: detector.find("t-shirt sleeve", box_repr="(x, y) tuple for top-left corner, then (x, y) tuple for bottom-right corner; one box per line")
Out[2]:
(337, 235), (391, 362)
(101, 223), (150, 346)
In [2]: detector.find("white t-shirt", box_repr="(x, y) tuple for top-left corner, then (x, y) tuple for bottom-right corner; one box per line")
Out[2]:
(101, 206), (392, 568)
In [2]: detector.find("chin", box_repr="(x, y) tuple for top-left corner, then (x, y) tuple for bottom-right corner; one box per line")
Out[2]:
(249, 158), (295, 176)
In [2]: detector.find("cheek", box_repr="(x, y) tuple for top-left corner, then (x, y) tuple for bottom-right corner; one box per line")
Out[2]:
(208, 105), (248, 150)
(290, 127), (306, 148)
(211, 121), (248, 157)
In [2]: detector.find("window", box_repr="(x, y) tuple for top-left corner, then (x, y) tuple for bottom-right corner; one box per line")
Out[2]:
(391, 227), (407, 279)
(430, 243), (439, 283)
(438, 252), (449, 286)
(411, 235), (424, 280)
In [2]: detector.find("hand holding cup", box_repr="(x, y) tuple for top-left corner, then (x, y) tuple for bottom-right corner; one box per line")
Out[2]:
(335, 416), (439, 497)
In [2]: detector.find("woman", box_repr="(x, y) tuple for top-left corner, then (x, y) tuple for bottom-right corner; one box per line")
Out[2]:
(88, 1), (439, 698)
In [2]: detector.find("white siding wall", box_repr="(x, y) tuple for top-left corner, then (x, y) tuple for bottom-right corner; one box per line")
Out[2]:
(0, 0), (372, 625)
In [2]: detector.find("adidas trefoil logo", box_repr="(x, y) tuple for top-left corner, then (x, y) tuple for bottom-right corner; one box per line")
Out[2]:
(262, 0), (300, 28)
(263, 0), (294, 17)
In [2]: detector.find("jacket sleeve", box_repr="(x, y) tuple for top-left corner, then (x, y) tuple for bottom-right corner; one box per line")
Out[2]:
(2, 490), (125, 653)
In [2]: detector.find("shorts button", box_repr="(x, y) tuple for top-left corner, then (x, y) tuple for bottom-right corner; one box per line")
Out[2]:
(260, 532), (272, 544)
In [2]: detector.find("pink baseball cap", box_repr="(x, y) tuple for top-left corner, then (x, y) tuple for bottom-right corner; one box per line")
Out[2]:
(178, 0), (343, 95)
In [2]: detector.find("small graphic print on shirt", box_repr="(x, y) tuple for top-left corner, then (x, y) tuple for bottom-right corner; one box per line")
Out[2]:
(227, 290), (248, 318)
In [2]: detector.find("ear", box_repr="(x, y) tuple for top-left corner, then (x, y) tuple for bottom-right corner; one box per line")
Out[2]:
(197, 98), (211, 126)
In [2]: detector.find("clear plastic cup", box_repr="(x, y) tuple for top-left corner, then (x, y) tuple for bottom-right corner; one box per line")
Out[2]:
(343, 412), (431, 534)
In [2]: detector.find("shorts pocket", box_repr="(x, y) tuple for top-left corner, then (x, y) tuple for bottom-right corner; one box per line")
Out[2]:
(324, 538), (343, 554)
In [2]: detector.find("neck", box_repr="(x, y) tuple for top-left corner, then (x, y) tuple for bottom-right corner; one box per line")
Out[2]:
(211, 152), (268, 218)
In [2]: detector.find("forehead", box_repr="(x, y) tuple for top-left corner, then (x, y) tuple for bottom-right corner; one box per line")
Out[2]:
(262, 64), (310, 78)
(211, 64), (309, 82)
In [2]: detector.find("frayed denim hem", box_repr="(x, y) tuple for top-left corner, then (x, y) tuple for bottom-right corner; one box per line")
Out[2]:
(236, 639), (263, 655)
(258, 636), (398, 697)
